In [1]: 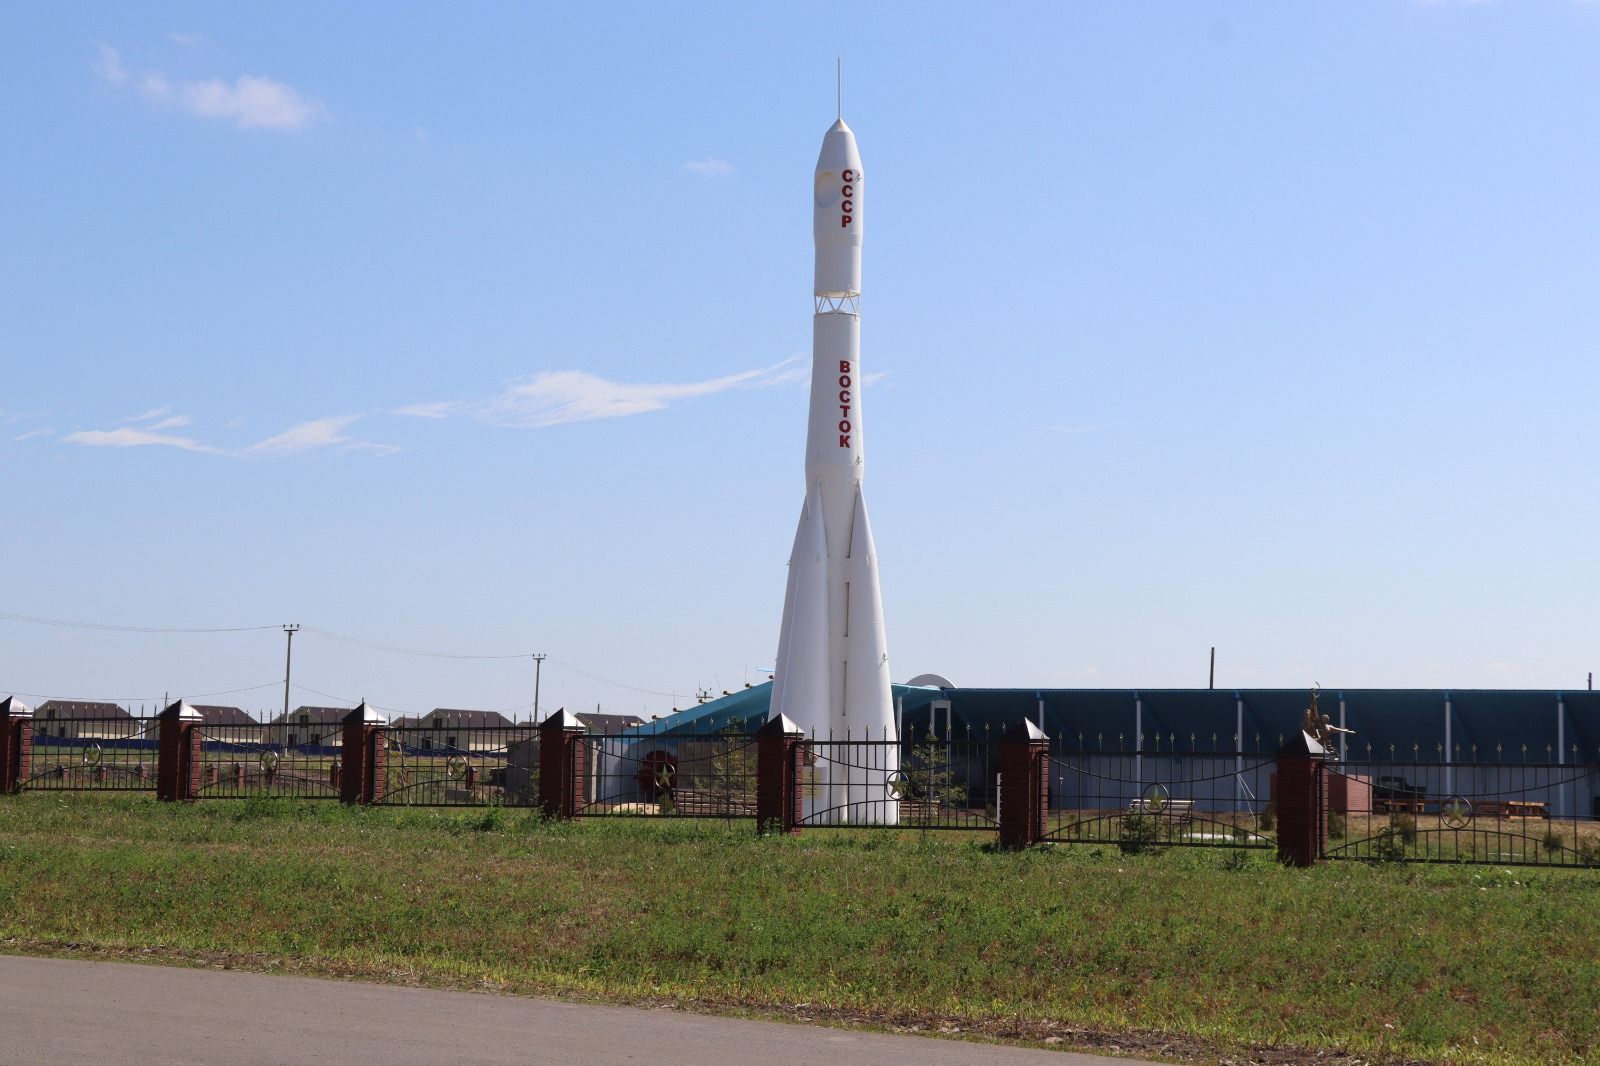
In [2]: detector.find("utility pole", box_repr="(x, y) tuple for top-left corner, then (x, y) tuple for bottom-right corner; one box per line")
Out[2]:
(532, 653), (547, 723)
(1208, 647), (1215, 690)
(282, 624), (300, 727)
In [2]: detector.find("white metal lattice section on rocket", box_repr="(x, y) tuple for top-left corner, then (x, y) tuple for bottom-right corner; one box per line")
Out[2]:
(769, 117), (899, 824)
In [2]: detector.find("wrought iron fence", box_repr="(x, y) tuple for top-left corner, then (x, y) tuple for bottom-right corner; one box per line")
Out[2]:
(194, 722), (341, 800)
(1323, 759), (1600, 867)
(577, 728), (758, 818)
(23, 717), (158, 791)
(1044, 750), (1275, 848)
(799, 732), (995, 829)
(380, 724), (539, 806)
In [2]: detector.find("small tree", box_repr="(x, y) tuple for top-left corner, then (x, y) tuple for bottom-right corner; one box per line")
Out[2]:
(905, 731), (967, 820)
(707, 723), (756, 816)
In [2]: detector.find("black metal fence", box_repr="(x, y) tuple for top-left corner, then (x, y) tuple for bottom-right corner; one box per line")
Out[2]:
(194, 722), (342, 800)
(1324, 759), (1600, 867)
(800, 733), (996, 829)
(576, 729), (758, 818)
(1043, 750), (1275, 848)
(380, 724), (539, 806)
(23, 717), (158, 791)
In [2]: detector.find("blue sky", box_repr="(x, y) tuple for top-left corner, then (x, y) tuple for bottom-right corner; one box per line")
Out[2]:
(3, 2), (1598, 720)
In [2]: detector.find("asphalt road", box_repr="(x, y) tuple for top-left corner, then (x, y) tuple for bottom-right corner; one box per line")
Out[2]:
(0, 955), (1157, 1066)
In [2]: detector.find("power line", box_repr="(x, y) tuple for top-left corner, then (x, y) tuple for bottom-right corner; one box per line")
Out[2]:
(299, 627), (530, 660)
(289, 682), (404, 715)
(0, 679), (283, 703)
(0, 611), (279, 634)
(2, 608), (697, 703)
(547, 657), (685, 698)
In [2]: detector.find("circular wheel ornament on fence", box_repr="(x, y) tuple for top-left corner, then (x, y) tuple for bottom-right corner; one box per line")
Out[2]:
(886, 770), (910, 800)
(260, 750), (280, 774)
(445, 755), (468, 780)
(1442, 796), (1473, 829)
(82, 743), (103, 768)
(1141, 783), (1170, 813)
(635, 751), (677, 795)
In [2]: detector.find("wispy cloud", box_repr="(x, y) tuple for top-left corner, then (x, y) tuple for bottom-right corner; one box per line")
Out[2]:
(165, 31), (210, 48)
(63, 425), (226, 455)
(96, 44), (126, 85)
(248, 415), (360, 455)
(481, 362), (795, 428)
(392, 400), (461, 420)
(96, 44), (326, 131)
(61, 411), (390, 458)
(396, 359), (803, 431)
(11, 428), (54, 442)
(684, 158), (734, 178)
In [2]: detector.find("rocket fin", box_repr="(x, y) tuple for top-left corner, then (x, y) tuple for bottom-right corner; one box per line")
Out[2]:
(767, 495), (806, 722)
(772, 484), (830, 741)
(843, 484), (897, 823)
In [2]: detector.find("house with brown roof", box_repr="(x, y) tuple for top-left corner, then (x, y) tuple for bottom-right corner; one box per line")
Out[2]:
(576, 712), (646, 734)
(411, 708), (531, 752)
(266, 706), (347, 748)
(33, 700), (143, 741)
(192, 705), (260, 744)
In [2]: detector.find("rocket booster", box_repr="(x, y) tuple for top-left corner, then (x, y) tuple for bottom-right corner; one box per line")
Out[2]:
(771, 118), (898, 824)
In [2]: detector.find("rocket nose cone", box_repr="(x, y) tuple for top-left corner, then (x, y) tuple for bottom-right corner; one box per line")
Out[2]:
(816, 119), (861, 172)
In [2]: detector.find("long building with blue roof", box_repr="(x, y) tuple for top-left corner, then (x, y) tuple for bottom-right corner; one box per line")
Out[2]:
(645, 683), (1600, 763)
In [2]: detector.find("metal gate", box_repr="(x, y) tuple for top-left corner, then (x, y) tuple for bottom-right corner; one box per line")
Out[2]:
(1323, 760), (1599, 867)
(194, 722), (340, 799)
(797, 734), (995, 829)
(577, 730), (758, 818)
(1043, 751), (1275, 848)
(23, 717), (158, 792)
(380, 724), (538, 806)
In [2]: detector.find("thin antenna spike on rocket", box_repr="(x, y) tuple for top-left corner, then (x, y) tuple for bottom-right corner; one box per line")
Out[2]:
(837, 57), (841, 119)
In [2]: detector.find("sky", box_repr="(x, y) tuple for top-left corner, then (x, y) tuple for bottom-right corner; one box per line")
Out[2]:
(3, 2), (1598, 722)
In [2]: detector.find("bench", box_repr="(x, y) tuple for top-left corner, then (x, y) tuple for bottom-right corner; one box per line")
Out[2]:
(1475, 800), (1548, 819)
(1128, 798), (1194, 823)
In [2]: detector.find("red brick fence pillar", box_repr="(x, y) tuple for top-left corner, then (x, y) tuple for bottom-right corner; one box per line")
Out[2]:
(1275, 730), (1330, 867)
(998, 719), (1051, 848)
(340, 702), (387, 805)
(156, 700), (203, 802)
(538, 710), (587, 820)
(1, 696), (33, 794)
(756, 714), (805, 835)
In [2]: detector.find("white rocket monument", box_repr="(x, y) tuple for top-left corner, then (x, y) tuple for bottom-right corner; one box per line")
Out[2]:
(769, 113), (898, 824)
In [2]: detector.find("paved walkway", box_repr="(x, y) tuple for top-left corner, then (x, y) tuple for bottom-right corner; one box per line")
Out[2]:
(0, 955), (1162, 1065)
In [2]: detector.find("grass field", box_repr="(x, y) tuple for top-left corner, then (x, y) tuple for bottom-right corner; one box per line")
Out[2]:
(1, 794), (1597, 1064)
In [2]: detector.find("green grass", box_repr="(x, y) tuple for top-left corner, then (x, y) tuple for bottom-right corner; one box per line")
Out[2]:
(2, 793), (1598, 1063)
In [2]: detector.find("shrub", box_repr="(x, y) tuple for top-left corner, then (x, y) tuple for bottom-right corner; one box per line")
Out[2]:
(1327, 811), (1346, 841)
(1371, 825), (1408, 862)
(1118, 812), (1162, 855)
(1259, 802), (1275, 831)
(1389, 812), (1417, 845)
(1542, 826), (1566, 855)
(1220, 849), (1252, 872)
